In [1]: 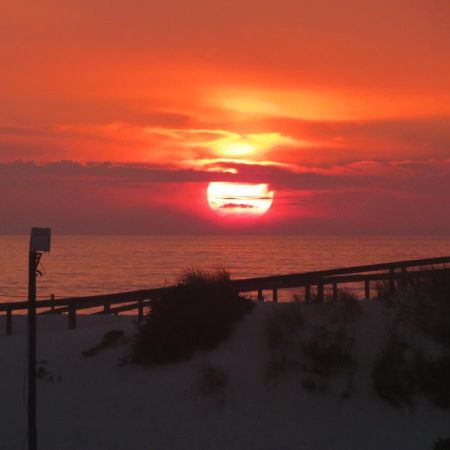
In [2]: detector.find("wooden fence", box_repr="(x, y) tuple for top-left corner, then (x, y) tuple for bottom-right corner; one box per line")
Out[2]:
(1, 255), (450, 335)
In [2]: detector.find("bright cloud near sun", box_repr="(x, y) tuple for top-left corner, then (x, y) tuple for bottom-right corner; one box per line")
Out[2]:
(212, 88), (450, 121)
(145, 127), (299, 160)
(210, 132), (298, 158)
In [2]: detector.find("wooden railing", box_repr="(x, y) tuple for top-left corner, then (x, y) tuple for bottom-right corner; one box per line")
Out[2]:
(1, 255), (450, 335)
(231, 255), (450, 301)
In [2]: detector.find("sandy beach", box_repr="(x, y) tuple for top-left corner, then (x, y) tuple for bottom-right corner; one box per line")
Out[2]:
(2, 301), (449, 450)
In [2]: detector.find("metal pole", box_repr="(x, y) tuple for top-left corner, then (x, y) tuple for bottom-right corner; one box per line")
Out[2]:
(28, 250), (38, 450)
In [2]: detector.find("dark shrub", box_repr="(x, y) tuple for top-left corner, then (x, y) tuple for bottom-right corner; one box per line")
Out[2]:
(415, 354), (450, 410)
(434, 438), (450, 450)
(372, 333), (415, 408)
(264, 303), (303, 383)
(131, 270), (254, 365)
(82, 329), (125, 357)
(407, 272), (450, 348)
(336, 290), (361, 323)
(300, 377), (317, 392)
(375, 280), (398, 307)
(264, 294), (356, 389)
(197, 364), (228, 396)
(373, 329), (450, 410)
(265, 302), (303, 353)
(302, 326), (353, 377)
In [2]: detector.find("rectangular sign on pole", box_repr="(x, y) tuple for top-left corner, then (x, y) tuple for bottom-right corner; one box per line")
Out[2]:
(30, 228), (51, 252)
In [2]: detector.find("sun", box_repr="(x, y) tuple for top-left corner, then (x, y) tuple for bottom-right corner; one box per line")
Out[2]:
(207, 182), (274, 217)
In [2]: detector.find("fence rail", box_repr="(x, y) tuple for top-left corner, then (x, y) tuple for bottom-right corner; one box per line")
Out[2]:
(1, 255), (450, 335)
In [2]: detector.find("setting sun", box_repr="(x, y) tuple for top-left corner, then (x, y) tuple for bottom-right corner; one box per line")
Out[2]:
(207, 182), (274, 217)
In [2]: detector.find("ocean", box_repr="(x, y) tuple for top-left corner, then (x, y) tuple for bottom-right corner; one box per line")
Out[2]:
(1, 235), (450, 302)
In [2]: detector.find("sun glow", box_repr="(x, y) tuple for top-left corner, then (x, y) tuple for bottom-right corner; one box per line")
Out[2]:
(214, 141), (256, 157)
(207, 182), (274, 217)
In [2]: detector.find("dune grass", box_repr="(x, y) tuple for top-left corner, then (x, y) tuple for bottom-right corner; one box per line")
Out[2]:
(131, 269), (254, 365)
(372, 270), (450, 409)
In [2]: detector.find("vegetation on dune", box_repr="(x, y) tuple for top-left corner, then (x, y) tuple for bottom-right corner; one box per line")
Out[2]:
(372, 332), (416, 408)
(129, 263), (450, 411)
(197, 363), (228, 398)
(82, 329), (126, 357)
(434, 438), (450, 450)
(265, 290), (358, 395)
(405, 271), (450, 349)
(372, 270), (450, 409)
(131, 269), (254, 365)
(265, 302), (304, 381)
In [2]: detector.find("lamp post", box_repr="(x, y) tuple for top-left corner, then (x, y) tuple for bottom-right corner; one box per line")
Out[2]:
(28, 228), (51, 450)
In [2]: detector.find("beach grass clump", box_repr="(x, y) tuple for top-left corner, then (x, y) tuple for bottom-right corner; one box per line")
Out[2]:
(434, 438), (450, 450)
(415, 353), (450, 410)
(265, 302), (303, 354)
(372, 324), (450, 410)
(406, 271), (450, 349)
(334, 289), (361, 322)
(372, 331), (416, 408)
(264, 291), (357, 391)
(197, 363), (228, 396)
(372, 270), (450, 409)
(82, 329), (126, 357)
(265, 302), (304, 382)
(131, 269), (254, 365)
(375, 279), (400, 306)
(302, 325), (354, 377)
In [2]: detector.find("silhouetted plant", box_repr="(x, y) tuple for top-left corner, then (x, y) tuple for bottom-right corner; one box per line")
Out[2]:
(415, 353), (450, 410)
(197, 363), (228, 396)
(302, 325), (353, 377)
(406, 271), (450, 348)
(264, 293), (356, 390)
(264, 302), (303, 383)
(265, 302), (303, 353)
(372, 326), (450, 410)
(131, 269), (254, 365)
(82, 329), (125, 357)
(375, 280), (397, 304)
(434, 437), (450, 450)
(300, 376), (317, 392)
(335, 289), (361, 323)
(372, 332), (416, 408)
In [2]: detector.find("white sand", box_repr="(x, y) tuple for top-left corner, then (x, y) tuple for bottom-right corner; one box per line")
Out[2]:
(1, 301), (449, 450)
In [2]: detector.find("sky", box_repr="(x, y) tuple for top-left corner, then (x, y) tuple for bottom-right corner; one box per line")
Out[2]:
(1, 0), (449, 234)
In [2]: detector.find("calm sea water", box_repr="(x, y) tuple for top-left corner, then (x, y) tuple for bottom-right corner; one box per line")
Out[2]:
(1, 235), (450, 302)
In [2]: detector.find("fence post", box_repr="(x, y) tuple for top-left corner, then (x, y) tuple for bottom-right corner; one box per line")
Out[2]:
(257, 289), (264, 302)
(68, 305), (77, 330)
(272, 286), (278, 303)
(6, 308), (12, 336)
(365, 280), (370, 299)
(50, 293), (55, 311)
(138, 299), (144, 321)
(103, 302), (110, 314)
(305, 284), (311, 303)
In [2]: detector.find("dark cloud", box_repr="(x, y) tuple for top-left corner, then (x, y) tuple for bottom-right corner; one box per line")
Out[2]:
(1, 158), (449, 192)
(220, 203), (255, 209)
(1, 159), (450, 234)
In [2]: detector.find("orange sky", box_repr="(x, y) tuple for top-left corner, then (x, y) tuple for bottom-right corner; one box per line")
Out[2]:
(1, 0), (449, 233)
